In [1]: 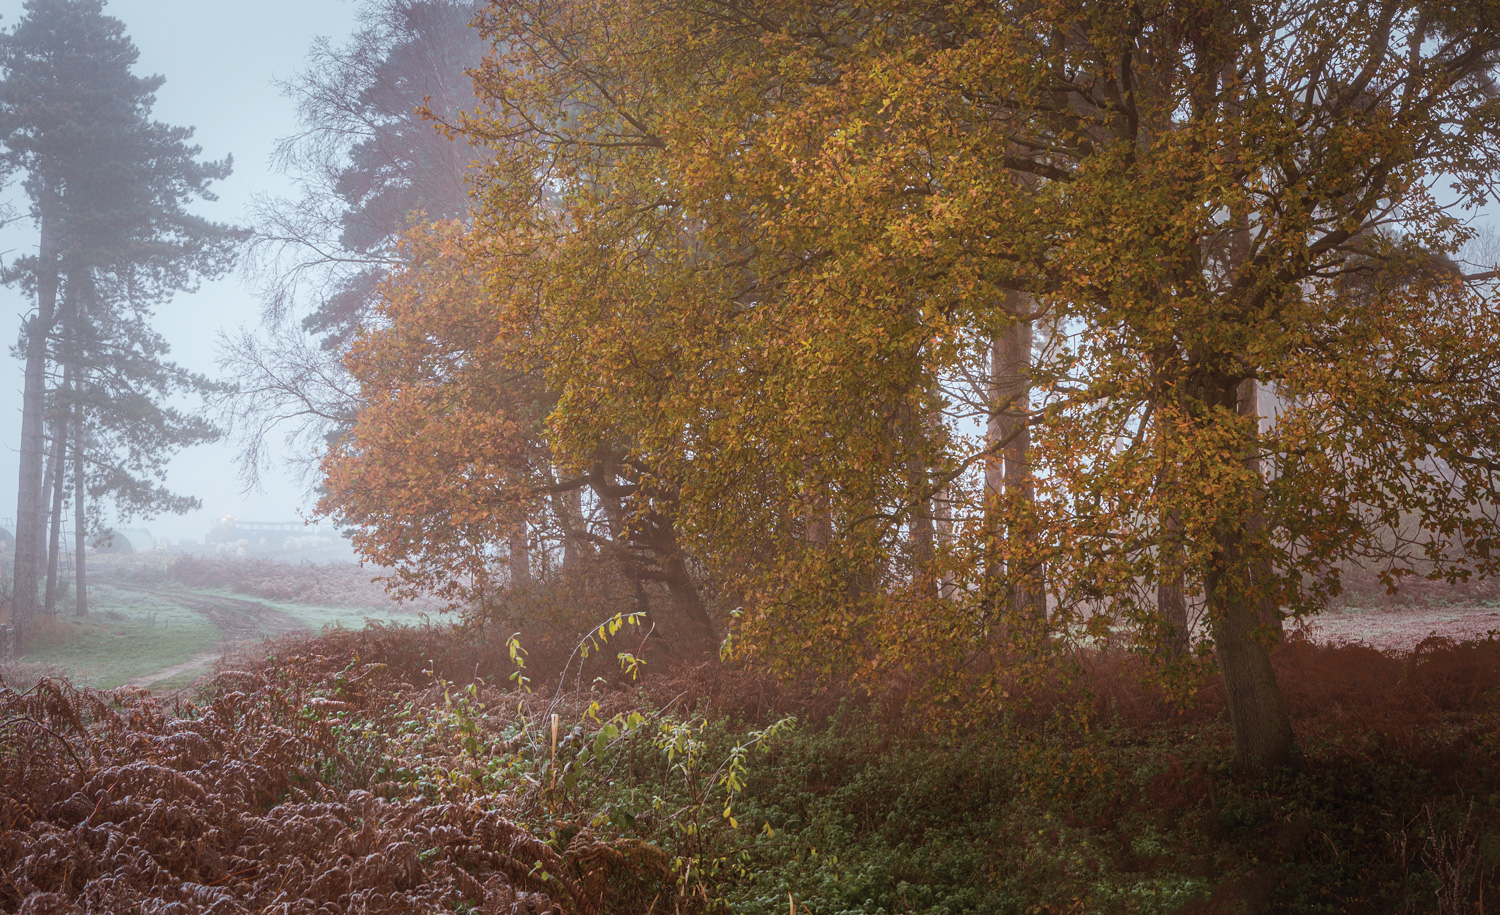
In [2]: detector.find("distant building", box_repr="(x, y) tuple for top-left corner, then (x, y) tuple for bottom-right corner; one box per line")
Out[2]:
(96, 528), (154, 554)
(207, 516), (306, 549)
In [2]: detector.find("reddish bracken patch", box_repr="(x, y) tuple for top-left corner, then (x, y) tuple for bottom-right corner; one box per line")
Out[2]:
(0, 626), (678, 915)
(1079, 632), (1500, 739)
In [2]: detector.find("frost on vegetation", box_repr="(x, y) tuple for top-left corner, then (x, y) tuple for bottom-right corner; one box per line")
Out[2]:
(0, 622), (798, 914)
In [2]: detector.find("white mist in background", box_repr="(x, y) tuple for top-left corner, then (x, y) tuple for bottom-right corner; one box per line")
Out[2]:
(0, 0), (359, 546)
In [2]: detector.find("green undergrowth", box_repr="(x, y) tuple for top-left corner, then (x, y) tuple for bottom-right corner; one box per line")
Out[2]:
(376, 694), (1499, 913)
(711, 707), (1500, 914)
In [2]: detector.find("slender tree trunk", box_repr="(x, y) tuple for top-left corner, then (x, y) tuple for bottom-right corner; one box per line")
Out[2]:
(65, 282), (88, 618)
(1223, 150), (1282, 642)
(43, 296), (75, 616)
(73, 408), (87, 617)
(803, 459), (832, 547)
(12, 203), (61, 650)
(910, 381), (951, 599)
(935, 481), (956, 599)
(994, 301), (1046, 631)
(43, 411), (68, 614)
(805, 495), (832, 546)
(508, 518), (531, 587)
(907, 450), (936, 599)
(29, 455), (49, 599)
(553, 488), (585, 567)
(1238, 379), (1284, 641)
(983, 332), (1007, 618)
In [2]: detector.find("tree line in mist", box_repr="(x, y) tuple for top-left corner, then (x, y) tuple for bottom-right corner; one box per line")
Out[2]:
(8, 0), (1500, 774)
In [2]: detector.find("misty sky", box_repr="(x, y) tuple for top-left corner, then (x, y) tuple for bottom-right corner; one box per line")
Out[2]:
(0, 0), (362, 542)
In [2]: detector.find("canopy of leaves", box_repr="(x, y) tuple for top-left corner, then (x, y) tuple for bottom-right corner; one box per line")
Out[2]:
(324, 0), (1500, 716)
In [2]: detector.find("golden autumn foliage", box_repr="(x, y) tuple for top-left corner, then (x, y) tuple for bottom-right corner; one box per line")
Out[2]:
(321, 221), (545, 608)
(321, 0), (1500, 768)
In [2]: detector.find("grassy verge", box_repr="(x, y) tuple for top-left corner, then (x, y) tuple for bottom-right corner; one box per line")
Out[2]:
(235, 592), (424, 631)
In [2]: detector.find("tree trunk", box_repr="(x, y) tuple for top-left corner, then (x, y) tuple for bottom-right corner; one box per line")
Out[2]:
(1210, 377), (1294, 770)
(553, 488), (586, 567)
(803, 460), (832, 547)
(73, 409), (87, 617)
(1158, 513), (1191, 654)
(1238, 379), (1284, 641)
(596, 478), (654, 623)
(935, 480), (956, 599)
(1158, 574), (1190, 652)
(12, 203), (61, 650)
(43, 413), (67, 615)
(983, 334), (1005, 535)
(982, 329), (1007, 623)
(1208, 541), (1294, 770)
(907, 451), (936, 599)
(43, 305), (75, 617)
(994, 300), (1046, 631)
(1158, 576), (1190, 654)
(910, 380), (952, 599)
(29, 455), (49, 597)
(508, 518), (531, 587)
(661, 550), (715, 654)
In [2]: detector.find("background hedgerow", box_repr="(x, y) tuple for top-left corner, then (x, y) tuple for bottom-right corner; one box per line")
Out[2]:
(156, 556), (443, 613)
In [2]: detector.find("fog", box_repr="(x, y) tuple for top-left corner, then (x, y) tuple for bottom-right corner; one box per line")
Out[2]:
(0, 0), (359, 544)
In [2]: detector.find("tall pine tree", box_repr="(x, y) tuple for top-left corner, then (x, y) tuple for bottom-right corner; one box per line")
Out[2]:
(0, 0), (240, 647)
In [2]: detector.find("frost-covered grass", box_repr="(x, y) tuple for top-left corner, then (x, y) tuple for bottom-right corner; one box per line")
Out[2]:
(244, 594), (423, 631)
(14, 579), (419, 689)
(19, 591), (221, 688)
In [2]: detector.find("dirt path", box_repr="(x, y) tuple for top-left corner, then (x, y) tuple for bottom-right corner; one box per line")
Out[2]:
(123, 650), (225, 688)
(112, 585), (312, 689)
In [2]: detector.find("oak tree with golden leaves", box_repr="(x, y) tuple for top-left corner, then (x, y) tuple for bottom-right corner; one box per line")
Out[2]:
(321, 0), (1500, 769)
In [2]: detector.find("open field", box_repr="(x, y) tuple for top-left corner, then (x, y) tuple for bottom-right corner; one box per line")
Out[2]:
(8, 558), (425, 689)
(1304, 603), (1500, 652)
(19, 588), (223, 689)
